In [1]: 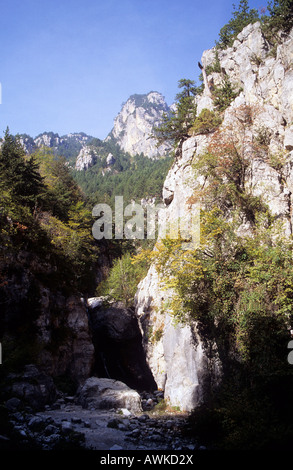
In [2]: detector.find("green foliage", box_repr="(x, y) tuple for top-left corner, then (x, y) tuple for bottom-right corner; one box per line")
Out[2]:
(97, 252), (150, 307)
(0, 129), (45, 210)
(151, 326), (164, 343)
(0, 130), (98, 293)
(73, 151), (172, 206)
(205, 51), (222, 75)
(267, 149), (287, 172)
(191, 108), (222, 135)
(266, 0), (293, 34)
(141, 104), (293, 450)
(193, 111), (266, 222)
(152, 79), (198, 145)
(216, 0), (292, 52)
(189, 376), (293, 449)
(152, 208), (293, 372)
(34, 148), (84, 221)
(213, 76), (242, 112)
(217, 0), (260, 49)
(255, 126), (272, 149)
(58, 132), (94, 162)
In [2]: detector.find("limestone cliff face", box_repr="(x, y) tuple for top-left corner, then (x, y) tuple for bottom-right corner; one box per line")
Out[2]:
(135, 23), (293, 411)
(106, 91), (172, 159)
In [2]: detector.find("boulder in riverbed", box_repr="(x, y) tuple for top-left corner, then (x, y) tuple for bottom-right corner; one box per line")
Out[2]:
(76, 377), (142, 414)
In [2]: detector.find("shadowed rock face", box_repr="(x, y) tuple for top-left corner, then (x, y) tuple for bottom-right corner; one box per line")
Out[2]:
(87, 299), (156, 392)
(3, 364), (57, 411)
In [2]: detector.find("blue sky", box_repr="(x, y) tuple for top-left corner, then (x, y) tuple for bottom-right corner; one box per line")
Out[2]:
(0, 0), (266, 139)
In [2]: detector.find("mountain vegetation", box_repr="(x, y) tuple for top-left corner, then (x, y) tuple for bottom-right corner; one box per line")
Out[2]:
(216, 0), (293, 49)
(152, 79), (198, 145)
(135, 1), (293, 449)
(0, 0), (293, 451)
(0, 129), (98, 353)
(17, 131), (94, 165)
(73, 146), (172, 206)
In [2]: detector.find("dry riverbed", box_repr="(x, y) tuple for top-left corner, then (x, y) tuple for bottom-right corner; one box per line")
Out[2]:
(3, 394), (202, 451)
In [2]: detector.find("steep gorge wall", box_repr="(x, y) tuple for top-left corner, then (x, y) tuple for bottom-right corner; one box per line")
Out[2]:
(0, 250), (94, 389)
(135, 23), (293, 411)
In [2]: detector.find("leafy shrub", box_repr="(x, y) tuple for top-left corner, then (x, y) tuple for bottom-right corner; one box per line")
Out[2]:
(191, 109), (222, 135)
(97, 252), (150, 307)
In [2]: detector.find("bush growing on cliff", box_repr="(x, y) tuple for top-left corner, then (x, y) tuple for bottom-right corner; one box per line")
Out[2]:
(213, 76), (243, 112)
(191, 109), (222, 135)
(216, 0), (293, 51)
(135, 104), (293, 449)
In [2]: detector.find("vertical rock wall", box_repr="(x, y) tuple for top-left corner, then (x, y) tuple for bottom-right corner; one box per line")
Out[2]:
(135, 23), (293, 411)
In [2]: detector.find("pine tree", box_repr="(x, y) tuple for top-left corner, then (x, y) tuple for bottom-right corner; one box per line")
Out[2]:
(267, 0), (293, 33)
(0, 129), (44, 210)
(152, 79), (198, 145)
(217, 0), (259, 48)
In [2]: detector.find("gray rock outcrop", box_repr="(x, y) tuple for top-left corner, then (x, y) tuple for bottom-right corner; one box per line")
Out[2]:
(76, 377), (142, 413)
(36, 293), (95, 384)
(106, 92), (172, 159)
(1, 251), (95, 387)
(75, 146), (98, 170)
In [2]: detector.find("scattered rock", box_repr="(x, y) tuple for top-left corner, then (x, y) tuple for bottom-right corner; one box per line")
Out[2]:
(61, 421), (73, 434)
(28, 416), (45, 432)
(138, 414), (149, 422)
(110, 444), (123, 450)
(107, 418), (122, 429)
(120, 408), (132, 417)
(4, 394), (200, 451)
(71, 416), (82, 424)
(5, 397), (21, 411)
(4, 365), (57, 411)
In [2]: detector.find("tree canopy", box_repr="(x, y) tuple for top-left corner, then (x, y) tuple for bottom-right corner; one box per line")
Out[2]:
(0, 130), (98, 293)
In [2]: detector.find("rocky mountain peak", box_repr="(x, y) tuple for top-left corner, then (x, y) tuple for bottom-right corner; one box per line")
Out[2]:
(106, 91), (172, 159)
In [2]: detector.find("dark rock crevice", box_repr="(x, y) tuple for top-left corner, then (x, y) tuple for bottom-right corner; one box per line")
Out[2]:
(87, 299), (157, 392)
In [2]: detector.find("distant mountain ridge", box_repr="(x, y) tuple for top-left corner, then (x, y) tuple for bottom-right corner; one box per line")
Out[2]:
(19, 132), (94, 162)
(18, 91), (171, 169)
